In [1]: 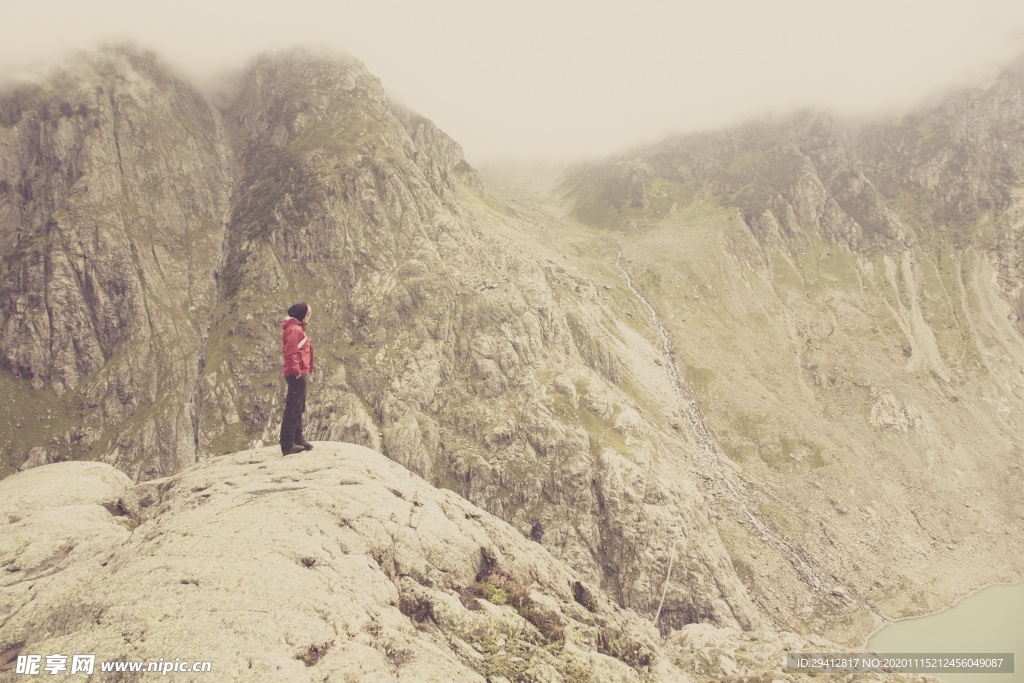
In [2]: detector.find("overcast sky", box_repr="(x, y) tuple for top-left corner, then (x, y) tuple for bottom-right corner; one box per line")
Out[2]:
(5, 1), (1024, 164)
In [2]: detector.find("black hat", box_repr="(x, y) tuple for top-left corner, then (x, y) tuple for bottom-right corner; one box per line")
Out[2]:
(287, 302), (309, 321)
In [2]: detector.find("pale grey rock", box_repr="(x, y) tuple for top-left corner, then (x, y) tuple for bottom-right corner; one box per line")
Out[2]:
(0, 460), (131, 517)
(613, 408), (644, 442)
(0, 461), (134, 664)
(0, 445), (695, 682)
(868, 391), (922, 432)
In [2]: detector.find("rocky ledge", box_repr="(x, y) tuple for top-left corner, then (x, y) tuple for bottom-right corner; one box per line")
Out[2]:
(0, 444), (933, 682)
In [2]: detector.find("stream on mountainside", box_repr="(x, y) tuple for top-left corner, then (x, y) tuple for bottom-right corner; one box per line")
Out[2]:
(866, 581), (1024, 683)
(611, 248), (823, 591)
(613, 246), (1024, 677)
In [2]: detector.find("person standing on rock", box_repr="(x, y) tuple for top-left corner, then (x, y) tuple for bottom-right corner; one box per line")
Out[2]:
(280, 302), (314, 455)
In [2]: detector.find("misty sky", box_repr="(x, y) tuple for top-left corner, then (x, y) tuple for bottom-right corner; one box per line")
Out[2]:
(6, 1), (1024, 164)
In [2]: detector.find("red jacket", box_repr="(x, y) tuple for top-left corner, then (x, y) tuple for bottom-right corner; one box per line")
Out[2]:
(282, 317), (314, 376)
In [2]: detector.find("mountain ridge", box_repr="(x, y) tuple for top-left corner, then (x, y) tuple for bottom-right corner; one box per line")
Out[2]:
(2, 43), (1024, 654)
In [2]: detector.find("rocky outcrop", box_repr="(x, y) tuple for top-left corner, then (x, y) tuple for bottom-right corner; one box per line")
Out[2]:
(565, 59), (1024, 283)
(565, 112), (909, 252)
(0, 449), (932, 682)
(856, 64), (1024, 231)
(0, 448), (683, 682)
(0, 46), (231, 479)
(868, 389), (922, 432)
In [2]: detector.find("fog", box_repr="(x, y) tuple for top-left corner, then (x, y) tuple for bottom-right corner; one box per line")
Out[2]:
(5, 0), (1024, 164)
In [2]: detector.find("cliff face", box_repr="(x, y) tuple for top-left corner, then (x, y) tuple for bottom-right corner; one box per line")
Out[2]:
(0, 47), (230, 479)
(561, 58), (1024, 640)
(854, 65), (1024, 329)
(0, 448), (680, 682)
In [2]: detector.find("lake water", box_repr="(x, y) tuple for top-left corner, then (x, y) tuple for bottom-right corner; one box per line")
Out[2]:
(866, 582), (1024, 683)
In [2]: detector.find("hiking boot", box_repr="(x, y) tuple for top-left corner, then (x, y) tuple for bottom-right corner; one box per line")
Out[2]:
(282, 444), (305, 456)
(298, 441), (314, 451)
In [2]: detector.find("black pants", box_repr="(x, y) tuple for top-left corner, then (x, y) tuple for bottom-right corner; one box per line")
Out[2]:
(280, 374), (307, 452)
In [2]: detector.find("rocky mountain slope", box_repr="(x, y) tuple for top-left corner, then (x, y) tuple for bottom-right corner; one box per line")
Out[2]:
(2, 42), (1023, 659)
(0, 448), (932, 682)
(0, 46), (757, 641)
(0, 47), (230, 478)
(556, 57), (1024, 640)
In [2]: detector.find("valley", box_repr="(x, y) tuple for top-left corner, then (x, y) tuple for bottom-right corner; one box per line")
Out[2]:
(1, 45), (1023, 679)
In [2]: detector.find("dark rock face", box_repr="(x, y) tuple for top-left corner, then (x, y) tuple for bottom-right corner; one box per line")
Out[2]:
(0, 47), (230, 479)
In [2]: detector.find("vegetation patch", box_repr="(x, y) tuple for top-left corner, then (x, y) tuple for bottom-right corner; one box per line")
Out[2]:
(562, 657), (596, 683)
(684, 365), (717, 393)
(458, 586), (483, 611)
(474, 581), (509, 606)
(295, 640), (334, 667)
(0, 371), (91, 480)
(476, 627), (533, 681)
(472, 568), (565, 646)
(398, 593), (435, 623)
(596, 627), (653, 670)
